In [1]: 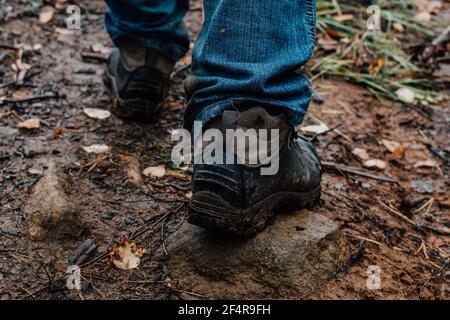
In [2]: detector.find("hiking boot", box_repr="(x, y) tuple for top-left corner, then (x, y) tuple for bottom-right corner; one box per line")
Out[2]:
(104, 42), (175, 122)
(188, 106), (322, 236)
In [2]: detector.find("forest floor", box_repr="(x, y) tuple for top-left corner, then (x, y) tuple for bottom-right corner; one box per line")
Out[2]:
(0, 1), (448, 300)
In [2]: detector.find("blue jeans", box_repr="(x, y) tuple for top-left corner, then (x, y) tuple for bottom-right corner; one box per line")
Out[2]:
(105, 0), (316, 131)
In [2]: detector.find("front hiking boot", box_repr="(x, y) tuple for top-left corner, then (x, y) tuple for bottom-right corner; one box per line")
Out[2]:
(104, 42), (175, 122)
(188, 106), (322, 236)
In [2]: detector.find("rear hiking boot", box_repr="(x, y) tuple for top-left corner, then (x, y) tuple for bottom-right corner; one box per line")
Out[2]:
(188, 106), (322, 236)
(103, 42), (175, 122)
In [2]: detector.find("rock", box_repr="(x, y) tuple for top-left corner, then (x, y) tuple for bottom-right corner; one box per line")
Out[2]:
(25, 161), (85, 240)
(162, 210), (351, 299)
(0, 225), (21, 237)
(0, 126), (19, 137)
(411, 179), (434, 194)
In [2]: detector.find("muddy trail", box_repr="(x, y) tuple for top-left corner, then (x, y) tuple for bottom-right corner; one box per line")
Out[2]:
(0, 1), (448, 300)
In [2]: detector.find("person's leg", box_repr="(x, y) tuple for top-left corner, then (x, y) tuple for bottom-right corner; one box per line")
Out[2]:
(104, 0), (189, 121)
(187, 1), (321, 235)
(185, 0), (316, 130)
(105, 0), (190, 61)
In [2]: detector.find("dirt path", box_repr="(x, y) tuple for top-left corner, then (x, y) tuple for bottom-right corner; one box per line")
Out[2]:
(0, 1), (448, 300)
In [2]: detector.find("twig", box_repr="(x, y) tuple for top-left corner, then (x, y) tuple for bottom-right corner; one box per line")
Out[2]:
(0, 69), (42, 89)
(1, 93), (57, 105)
(377, 198), (417, 226)
(81, 52), (107, 63)
(322, 161), (399, 183)
(131, 203), (184, 240)
(160, 215), (169, 255)
(344, 233), (384, 246)
(0, 44), (18, 50)
(413, 197), (434, 214)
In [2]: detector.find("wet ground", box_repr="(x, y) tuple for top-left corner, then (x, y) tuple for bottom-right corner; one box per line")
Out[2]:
(0, 1), (448, 299)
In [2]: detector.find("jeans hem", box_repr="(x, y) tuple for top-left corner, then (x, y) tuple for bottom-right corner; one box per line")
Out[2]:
(192, 98), (308, 129)
(112, 33), (187, 61)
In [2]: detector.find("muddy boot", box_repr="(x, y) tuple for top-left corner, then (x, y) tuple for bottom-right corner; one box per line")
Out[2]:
(188, 106), (322, 236)
(104, 42), (175, 122)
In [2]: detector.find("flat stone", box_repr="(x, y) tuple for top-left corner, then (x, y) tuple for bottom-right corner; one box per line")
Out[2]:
(0, 126), (19, 137)
(162, 210), (351, 299)
(25, 161), (85, 240)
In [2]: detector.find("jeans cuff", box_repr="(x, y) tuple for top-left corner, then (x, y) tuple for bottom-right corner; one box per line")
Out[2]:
(112, 34), (187, 61)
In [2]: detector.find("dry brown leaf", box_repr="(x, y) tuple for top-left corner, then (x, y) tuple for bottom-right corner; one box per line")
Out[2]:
(28, 168), (43, 175)
(381, 139), (405, 159)
(414, 159), (438, 168)
(53, 126), (63, 139)
(12, 88), (31, 100)
(166, 170), (188, 179)
(363, 159), (387, 170)
(81, 144), (111, 154)
(83, 108), (111, 120)
(352, 147), (370, 161)
(369, 57), (385, 75)
(17, 118), (40, 129)
(91, 43), (110, 55)
(109, 237), (147, 270)
(414, 11), (431, 22)
(300, 123), (329, 135)
(143, 165), (166, 179)
(118, 154), (144, 187)
(55, 27), (76, 35)
(393, 22), (404, 32)
(39, 6), (55, 24)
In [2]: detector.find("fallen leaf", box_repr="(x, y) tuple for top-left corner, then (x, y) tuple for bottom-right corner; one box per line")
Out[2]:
(414, 159), (438, 168)
(83, 108), (111, 120)
(12, 88), (31, 100)
(166, 170), (188, 179)
(369, 57), (385, 75)
(39, 6), (55, 24)
(143, 165), (166, 179)
(28, 168), (43, 175)
(317, 38), (339, 51)
(352, 147), (370, 161)
(33, 43), (43, 51)
(363, 159), (387, 170)
(91, 43), (110, 55)
(17, 118), (40, 129)
(381, 139), (405, 159)
(109, 237), (147, 270)
(395, 87), (416, 103)
(300, 123), (329, 135)
(118, 154), (144, 187)
(81, 144), (111, 154)
(334, 14), (354, 22)
(324, 28), (342, 39)
(393, 22), (404, 32)
(55, 27), (77, 35)
(414, 11), (431, 22)
(53, 126), (63, 139)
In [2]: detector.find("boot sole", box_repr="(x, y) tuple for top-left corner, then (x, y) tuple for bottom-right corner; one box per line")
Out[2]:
(188, 186), (321, 236)
(103, 70), (162, 122)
